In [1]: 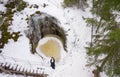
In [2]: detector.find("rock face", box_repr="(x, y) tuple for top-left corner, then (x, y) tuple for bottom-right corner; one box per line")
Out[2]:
(27, 12), (67, 54)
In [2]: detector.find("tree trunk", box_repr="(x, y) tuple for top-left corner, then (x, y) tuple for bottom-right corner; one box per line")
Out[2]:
(92, 69), (100, 77)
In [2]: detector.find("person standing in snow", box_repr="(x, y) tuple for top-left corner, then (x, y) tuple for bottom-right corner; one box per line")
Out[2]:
(0, 50), (2, 53)
(50, 57), (55, 69)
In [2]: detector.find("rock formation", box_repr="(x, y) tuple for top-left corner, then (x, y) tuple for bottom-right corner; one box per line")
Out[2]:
(26, 12), (67, 54)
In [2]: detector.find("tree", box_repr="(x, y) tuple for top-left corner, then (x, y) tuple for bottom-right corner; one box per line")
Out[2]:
(0, 0), (27, 48)
(86, 0), (120, 77)
(63, 0), (88, 10)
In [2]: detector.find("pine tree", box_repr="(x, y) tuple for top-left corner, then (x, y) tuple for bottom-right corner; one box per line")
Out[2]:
(63, 0), (88, 10)
(0, 0), (27, 48)
(86, 0), (120, 77)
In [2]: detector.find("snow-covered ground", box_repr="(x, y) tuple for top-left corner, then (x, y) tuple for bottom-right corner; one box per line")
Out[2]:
(0, 0), (108, 77)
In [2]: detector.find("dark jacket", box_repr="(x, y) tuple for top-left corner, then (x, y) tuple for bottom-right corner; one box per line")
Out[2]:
(50, 57), (55, 69)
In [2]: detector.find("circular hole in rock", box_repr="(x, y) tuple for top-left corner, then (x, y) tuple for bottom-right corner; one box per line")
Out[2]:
(36, 35), (65, 62)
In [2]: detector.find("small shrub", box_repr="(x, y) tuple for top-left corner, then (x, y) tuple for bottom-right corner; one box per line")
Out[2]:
(63, 0), (78, 7)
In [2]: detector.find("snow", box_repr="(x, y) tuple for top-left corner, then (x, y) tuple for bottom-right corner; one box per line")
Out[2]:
(0, 0), (108, 77)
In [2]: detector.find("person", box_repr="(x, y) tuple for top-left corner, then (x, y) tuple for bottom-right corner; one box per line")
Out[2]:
(50, 57), (55, 69)
(0, 50), (2, 53)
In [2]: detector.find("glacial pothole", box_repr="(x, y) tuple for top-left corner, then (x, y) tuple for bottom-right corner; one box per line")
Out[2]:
(27, 12), (67, 62)
(36, 36), (64, 62)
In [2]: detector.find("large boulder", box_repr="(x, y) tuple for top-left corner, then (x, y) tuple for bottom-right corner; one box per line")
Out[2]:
(27, 12), (67, 54)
